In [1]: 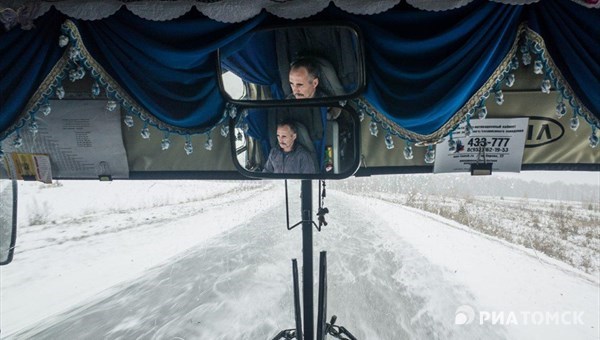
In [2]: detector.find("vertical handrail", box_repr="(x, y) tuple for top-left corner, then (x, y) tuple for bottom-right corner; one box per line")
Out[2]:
(316, 251), (327, 340)
(301, 180), (314, 340)
(285, 180), (290, 230)
(292, 259), (303, 340)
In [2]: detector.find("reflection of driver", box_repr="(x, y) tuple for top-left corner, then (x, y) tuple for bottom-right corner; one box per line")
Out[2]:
(263, 120), (317, 174)
(288, 58), (324, 99)
(288, 58), (341, 119)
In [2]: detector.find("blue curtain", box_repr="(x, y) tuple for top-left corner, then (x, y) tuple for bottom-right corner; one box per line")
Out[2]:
(2, 1), (598, 143)
(72, 8), (264, 131)
(245, 108), (269, 149)
(0, 9), (65, 136)
(220, 31), (284, 99)
(347, 1), (523, 135)
(527, 0), (600, 120)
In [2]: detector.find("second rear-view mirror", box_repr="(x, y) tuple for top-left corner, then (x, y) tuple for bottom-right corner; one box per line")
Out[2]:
(231, 105), (360, 180)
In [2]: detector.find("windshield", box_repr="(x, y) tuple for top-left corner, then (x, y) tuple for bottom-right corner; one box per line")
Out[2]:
(1, 172), (598, 339)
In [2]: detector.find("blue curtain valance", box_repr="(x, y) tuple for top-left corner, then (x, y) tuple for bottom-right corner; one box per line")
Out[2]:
(71, 8), (264, 131)
(0, 10), (65, 136)
(351, 1), (524, 136)
(1, 0), (598, 144)
(527, 0), (600, 125)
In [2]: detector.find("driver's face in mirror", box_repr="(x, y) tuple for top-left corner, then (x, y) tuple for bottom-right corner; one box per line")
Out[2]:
(219, 26), (364, 102)
(277, 124), (297, 152)
(288, 59), (320, 99)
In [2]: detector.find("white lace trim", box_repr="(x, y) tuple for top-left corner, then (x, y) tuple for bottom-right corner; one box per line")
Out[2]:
(1, 0), (597, 24)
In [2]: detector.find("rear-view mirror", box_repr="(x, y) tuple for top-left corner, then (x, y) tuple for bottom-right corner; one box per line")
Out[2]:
(230, 105), (360, 180)
(218, 25), (365, 104)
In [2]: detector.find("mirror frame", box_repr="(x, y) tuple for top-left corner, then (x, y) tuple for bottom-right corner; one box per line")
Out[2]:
(229, 104), (362, 180)
(0, 177), (17, 266)
(217, 22), (366, 107)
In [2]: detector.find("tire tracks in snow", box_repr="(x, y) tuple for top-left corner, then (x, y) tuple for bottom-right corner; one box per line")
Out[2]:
(312, 190), (508, 340)
(11, 185), (508, 340)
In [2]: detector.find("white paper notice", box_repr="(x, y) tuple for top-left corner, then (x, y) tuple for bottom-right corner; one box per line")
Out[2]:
(1, 100), (129, 179)
(434, 118), (529, 173)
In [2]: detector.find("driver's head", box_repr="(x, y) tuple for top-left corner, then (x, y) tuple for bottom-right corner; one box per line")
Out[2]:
(277, 121), (298, 152)
(289, 58), (319, 99)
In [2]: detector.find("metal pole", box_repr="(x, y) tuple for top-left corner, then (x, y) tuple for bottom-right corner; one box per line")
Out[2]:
(301, 179), (314, 340)
(292, 259), (303, 340)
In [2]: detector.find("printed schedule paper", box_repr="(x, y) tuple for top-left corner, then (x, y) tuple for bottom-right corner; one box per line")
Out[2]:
(434, 118), (529, 173)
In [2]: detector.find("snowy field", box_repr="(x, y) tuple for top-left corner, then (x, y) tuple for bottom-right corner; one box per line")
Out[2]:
(1, 179), (599, 339)
(358, 192), (600, 275)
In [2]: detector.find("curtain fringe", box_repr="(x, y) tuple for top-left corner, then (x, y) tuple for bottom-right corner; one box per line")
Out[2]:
(355, 23), (599, 152)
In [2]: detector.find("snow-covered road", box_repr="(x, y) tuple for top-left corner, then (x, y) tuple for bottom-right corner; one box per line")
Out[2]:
(2, 183), (598, 339)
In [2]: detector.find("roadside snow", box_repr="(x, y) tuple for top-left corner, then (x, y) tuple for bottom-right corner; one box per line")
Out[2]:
(1, 181), (279, 336)
(350, 192), (599, 340)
